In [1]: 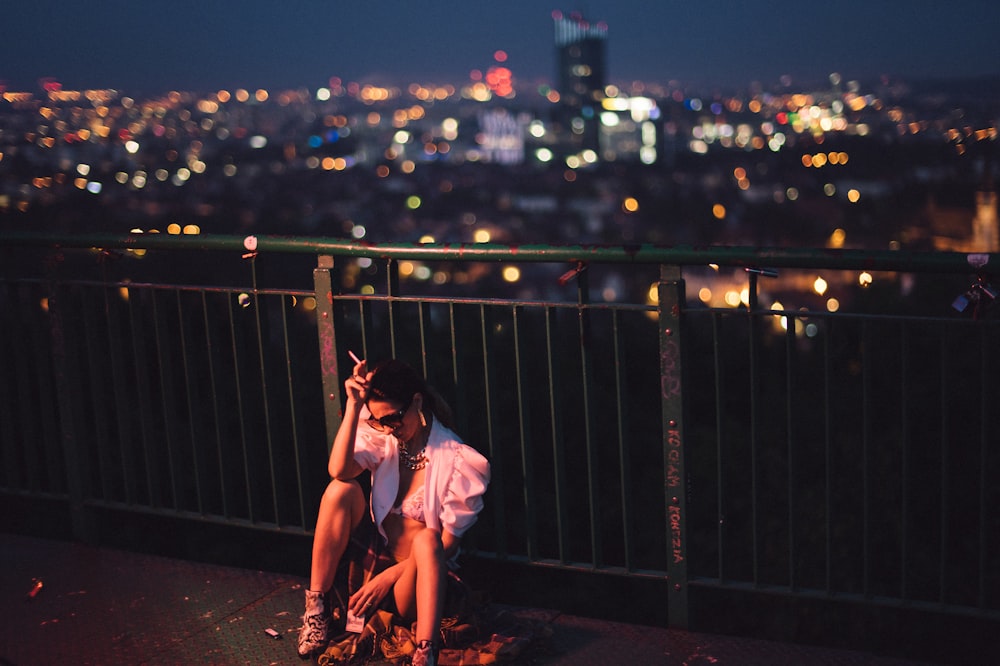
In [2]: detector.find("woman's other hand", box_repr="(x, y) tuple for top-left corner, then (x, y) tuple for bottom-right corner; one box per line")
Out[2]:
(348, 568), (396, 616)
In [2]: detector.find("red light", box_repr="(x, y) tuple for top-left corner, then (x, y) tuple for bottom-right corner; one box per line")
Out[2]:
(493, 50), (507, 63)
(485, 66), (513, 96)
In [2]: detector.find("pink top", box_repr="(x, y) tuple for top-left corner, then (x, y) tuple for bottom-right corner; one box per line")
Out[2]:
(390, 484), (426, 522)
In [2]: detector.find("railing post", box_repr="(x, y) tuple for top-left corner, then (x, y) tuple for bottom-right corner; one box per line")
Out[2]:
(658, 263), (690, 629)
(314, 256), (344, 451)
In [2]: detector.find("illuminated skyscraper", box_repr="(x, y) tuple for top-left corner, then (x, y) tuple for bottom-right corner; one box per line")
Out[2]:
(552, 10), (608, 155)
(553, 10), (607, 108)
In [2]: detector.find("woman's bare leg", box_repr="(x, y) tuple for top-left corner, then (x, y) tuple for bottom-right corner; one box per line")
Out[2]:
(394, 528), (446, 644)
(299, 479), (365, 657)
(309, 478), (365, 593)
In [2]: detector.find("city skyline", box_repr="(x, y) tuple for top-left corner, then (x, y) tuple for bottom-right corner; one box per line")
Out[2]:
(3, 1), (999, 95)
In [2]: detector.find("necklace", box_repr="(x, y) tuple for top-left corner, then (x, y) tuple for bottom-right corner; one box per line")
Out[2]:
(399, 444), (427, 471)
(399, 421), (430, 471)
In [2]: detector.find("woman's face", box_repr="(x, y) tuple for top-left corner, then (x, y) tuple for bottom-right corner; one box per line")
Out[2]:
(367, 393), (422, 441)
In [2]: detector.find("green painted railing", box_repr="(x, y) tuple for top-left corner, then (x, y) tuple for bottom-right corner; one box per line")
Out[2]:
(2, 232), (999, 638)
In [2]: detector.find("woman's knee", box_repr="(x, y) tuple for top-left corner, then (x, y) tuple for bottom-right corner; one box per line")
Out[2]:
(317, 478), (365, 527)
(321, 478), (363, 508)
(411, 528), (445, 560)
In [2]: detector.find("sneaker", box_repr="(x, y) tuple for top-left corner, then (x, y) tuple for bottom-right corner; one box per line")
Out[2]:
(297, 589), (331, 658)
(411, 639), (437, 666)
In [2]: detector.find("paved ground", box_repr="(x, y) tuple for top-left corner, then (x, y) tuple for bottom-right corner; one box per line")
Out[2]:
(0, 533), (942, 665)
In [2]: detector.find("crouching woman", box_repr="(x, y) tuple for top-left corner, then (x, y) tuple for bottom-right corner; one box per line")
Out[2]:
(298, 357), (491, 666)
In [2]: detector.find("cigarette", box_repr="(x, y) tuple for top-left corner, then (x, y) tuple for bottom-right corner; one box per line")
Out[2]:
(348, 350), (363, 365)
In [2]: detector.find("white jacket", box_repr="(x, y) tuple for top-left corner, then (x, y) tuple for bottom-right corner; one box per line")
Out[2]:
(353, 418), (491, 545)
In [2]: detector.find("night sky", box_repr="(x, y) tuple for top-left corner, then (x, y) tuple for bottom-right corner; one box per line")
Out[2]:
(2, 0), (998, 94)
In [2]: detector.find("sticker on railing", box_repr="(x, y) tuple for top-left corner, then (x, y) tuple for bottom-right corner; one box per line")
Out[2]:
(967, 253), (989, 269)
(243, 235), (258, 259)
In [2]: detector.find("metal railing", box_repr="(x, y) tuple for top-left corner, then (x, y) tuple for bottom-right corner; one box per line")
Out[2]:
(2, 231), (999, 634)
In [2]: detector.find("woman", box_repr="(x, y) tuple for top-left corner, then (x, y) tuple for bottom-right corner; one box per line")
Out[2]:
(298, 357), (490, 666)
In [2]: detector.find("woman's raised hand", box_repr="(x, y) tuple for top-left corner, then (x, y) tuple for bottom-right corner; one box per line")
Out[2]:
(345, 351), (370, 404)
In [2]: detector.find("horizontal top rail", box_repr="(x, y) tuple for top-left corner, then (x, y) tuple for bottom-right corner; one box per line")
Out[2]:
(1, 231), (997, 274)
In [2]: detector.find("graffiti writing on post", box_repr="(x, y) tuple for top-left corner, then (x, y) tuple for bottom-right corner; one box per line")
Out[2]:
(667, 427), (684, 564)
(669, 505), (684, 564)
(666, 428), (681, 488)
(317, 291), (338, 386)
(660, 339), (680, 399)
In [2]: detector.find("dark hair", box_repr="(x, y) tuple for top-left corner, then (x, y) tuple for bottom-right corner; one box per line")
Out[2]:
(367, 359), (455, 431)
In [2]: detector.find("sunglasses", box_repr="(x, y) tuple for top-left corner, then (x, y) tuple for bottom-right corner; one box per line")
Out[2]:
(366, 397), (413, 432)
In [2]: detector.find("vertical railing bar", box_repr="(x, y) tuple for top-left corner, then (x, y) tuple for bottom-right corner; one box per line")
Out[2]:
(712, 311), (726, 582)
(130, 290), (159, 508)
(447, 302), (467, 437)
(448, 302), (459, 386)
(14, 287), (41, 492)
(546, 307), (569, 564)
(33, 284), (56, 492)
(612, 310), (634, 572)
(824, 317), (833, 594)
(81, 286), (113, 501)
(979, 323), (989, 610)
(748, 297), (761, 586)
(0, 283), (12, 489)
(418, 301), (430, 379)
(176, 290), (204, 514)
(939, 327), (950, 604)
(34, 285), (55, 490)
(281, 295), (306, 528)
(34, 288), (58, 492)
(47, 283), (90, 536)
(386, 259), (399, 358)
(577, 274), (602, 569)
(0, 283), (20, 490)
(228, 291), (255, 523)
(249, 263), (282, 526)
(356, 299), (366, 356)
(4, 286), (32, 491)
(899, 322), (910, 601)
(151, 288), (181, 509)
(861, 320), (871, 597)
(36, 283), (63, 490)
(786, 313), (796, 591)
(202, 291), (230, 519)
(104, 285), (136, 505)
(479, 303), (506, 557)
(358, 298), (373, 361)
(512, 306), (538, 560)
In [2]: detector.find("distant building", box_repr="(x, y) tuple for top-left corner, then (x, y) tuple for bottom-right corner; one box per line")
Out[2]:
(477, 109), (530, 165)
(597, 95), (661, 164)
(924, 182), (999, 253)
(552, 10), (608, 156)
(972, 186), (999, 252)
